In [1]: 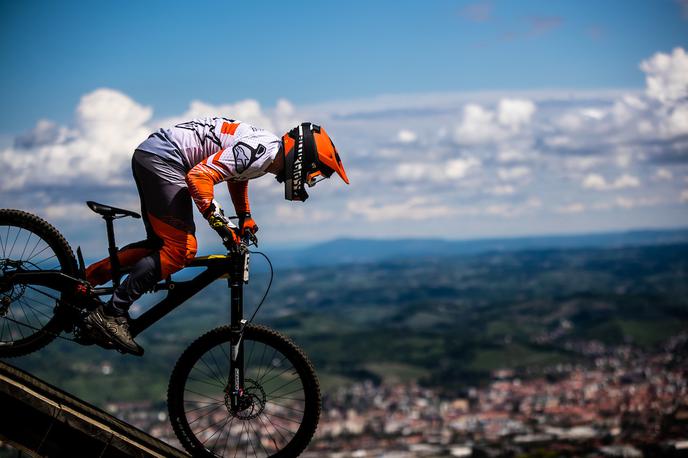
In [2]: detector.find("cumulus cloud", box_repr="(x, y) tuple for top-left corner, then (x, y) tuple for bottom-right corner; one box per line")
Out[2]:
(0, 89), (300, 194)
(348, 197), (456, 222)
(582, 173), (640, 191)
(640, 47), (688, 106)
(3, 47), (688, 244)
(396, 129), (418, 144)
(654, 168), (674, 181)
(454, 98), (536, 145)
(455, 104), (500, 144)
(497, 99), (536, 130)
(157, 98), (275, 132)
(395, 157), (481, 182)
(1, 88), (152, 191)
(446, 157), (481, 178)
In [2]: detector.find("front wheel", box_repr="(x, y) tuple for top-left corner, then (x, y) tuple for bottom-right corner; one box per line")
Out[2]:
(167, 324), (321, 457)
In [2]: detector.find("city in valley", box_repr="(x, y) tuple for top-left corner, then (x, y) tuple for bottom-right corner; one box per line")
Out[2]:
(98, 334), (687, 457)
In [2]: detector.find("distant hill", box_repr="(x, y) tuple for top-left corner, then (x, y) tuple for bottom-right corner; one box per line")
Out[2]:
(268, 228), (688, 269)
(12, 241), (688, 401)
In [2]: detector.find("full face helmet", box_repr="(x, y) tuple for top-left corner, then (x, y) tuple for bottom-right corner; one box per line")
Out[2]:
(278, 122), (349, 201)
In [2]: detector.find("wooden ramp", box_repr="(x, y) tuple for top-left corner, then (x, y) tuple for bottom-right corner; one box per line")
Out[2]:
(0, 360), (189, 457)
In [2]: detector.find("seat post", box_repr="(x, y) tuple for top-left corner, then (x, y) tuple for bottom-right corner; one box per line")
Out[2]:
(104, 216), (122, 287)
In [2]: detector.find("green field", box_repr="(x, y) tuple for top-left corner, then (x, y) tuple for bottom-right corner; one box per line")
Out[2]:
(7, 242), (688, 404)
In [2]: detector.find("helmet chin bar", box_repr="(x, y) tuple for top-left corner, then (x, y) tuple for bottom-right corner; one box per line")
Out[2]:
(282, 123), (322, 202)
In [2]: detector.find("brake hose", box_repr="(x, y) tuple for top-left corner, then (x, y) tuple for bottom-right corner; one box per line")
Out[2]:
(246, 250), (274, 324)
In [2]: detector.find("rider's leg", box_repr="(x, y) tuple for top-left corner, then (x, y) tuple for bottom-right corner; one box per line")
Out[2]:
(106, 150), (197, 316)
(85, 239), (161, 287)
(85, 150), (196, 354)
(109, 218), (197, 315)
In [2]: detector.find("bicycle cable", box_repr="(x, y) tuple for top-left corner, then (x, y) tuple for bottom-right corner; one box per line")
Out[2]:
(3, 249), (275, 348)
(246, 250), (274, 324)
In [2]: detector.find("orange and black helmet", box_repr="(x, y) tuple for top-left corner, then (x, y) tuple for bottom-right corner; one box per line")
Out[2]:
(278, 122), (349, 201)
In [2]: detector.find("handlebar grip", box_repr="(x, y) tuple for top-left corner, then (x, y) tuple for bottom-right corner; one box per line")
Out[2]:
(213, 225), (236, 249)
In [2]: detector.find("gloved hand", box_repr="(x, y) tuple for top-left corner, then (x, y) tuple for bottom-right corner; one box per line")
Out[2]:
(238, 212), (259, 236)
(205, 200), (240, 247)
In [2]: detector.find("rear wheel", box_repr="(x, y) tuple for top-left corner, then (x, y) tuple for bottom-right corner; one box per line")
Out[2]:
(168, 324), (321, 457)
(0, 209), (77, 357)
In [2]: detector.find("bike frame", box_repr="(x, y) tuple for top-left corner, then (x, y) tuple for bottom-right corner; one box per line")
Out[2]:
(8, 214), (252, 409)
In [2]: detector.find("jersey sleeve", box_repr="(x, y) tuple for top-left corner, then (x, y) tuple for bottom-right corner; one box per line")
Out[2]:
(227, 181), (250, 215)
(185, 122), (279, 217)
(186, 161), (224, 217)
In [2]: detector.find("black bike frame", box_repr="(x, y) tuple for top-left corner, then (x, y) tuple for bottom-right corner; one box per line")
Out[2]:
(8, 249), (251, 408)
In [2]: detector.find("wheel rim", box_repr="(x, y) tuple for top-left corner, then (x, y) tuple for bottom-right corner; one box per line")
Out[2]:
(0, 223), (64, 345)
(181, 337), (309, 457)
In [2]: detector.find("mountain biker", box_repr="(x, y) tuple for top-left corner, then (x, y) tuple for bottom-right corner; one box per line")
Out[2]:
(83, 119), (349, 355)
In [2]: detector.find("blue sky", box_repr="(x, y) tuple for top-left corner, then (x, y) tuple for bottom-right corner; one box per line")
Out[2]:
(1, 0), (688, 250)
(2, 0), (686, 132)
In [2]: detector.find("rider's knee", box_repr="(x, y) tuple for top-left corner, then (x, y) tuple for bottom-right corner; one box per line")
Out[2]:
(160, 235), (197, 277)
(184, 236), (198, 265)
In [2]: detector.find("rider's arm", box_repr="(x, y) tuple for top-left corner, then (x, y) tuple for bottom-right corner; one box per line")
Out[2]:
(186, 162), (224, 218)
(227, 181), (258, 235)
(227, 181), (250, 215)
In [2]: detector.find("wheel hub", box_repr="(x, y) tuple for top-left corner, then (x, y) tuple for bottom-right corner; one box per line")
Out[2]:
(224, 378), (267, 420)
(0, 259), (27, 316)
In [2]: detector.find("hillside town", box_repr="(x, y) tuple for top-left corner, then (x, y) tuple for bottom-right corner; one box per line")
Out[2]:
(91, 333), (688, 457)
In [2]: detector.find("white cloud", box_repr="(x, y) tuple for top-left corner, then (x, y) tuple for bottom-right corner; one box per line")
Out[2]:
(396, 129), (418, 144)
(681, 189), (688, 203)
(565, 156), (604, 171)
(497, 99), (536, 130)
(654, 168), (673, 181)
(395, 162), (427, 181)
(4, 47), (688, 243)
(348, 197), (456, 222)
(454, 98), (536, 145)
(446, 157), (481, 178)
(582, 174), (607, 190)
(614, 174), (641, 188)
(157, 98), (277, 132)
(582, 173), (640, 191)
(454, 104), (500, 144)
(0, 88), (152, 191)
(589, 174), (637, 190)
(640, 47), (688, 105)
(497, 149), (532, 163)
(395, 157), (480, 182)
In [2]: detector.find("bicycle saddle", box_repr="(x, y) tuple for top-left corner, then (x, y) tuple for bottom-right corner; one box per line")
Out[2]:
(86, 201), (141, 219)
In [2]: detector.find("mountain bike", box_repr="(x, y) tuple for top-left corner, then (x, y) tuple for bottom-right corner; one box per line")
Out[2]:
(0, 203), (321, 457)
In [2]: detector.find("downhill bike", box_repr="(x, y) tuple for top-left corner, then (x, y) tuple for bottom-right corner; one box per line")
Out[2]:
(0, 202), (321, 457)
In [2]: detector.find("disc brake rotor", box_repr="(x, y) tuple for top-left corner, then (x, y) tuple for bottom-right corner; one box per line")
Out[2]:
(225, 378), (267, 420)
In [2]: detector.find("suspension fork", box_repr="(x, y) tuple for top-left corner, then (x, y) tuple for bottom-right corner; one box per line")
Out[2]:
(228, 249), (250, 410)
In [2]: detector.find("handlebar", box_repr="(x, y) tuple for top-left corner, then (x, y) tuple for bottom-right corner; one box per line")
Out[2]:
(214, 225), (258, 253)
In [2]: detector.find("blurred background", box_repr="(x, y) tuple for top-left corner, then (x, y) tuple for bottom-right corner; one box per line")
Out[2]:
(1, 0), (688, 456)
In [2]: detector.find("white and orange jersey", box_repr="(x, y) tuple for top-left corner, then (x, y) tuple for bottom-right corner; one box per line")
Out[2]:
(137, 117), (281, 181)
(137, 117), (281, 217)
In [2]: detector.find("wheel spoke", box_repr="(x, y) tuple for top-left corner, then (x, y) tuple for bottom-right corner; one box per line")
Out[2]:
(8, 227), (22, 259)
(174, 328), (317, 457)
